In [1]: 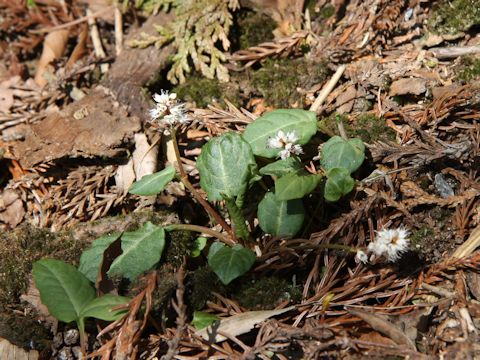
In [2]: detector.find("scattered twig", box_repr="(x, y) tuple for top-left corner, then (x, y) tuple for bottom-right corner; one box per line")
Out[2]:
(87, 8), (109, 73)
(309, 64), (346, 113)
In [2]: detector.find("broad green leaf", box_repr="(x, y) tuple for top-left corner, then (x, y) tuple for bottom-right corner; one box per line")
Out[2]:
(197, 132), (258, 201)
(79, 233), (121, 282)
(243, 109), (317, 158)
(258, 192), (305, 238)
(192, 311), (219, 330)
(275, 171), (322, 201)
(324, 167), (355, 202)
(191, 237), (207, 257)
(208, 243), (256, 285)
(320, 136), (365, 174)
(108, 222), (165, 280)
(128, 165), (176, 196)
(79, 294), (130, 321)
(33, 259), (95, 323)
(259, 157), (303, 177)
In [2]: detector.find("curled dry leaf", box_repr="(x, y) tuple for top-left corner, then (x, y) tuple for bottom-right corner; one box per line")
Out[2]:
(34, 29), (70, 87)
(195, 306), (294, 343)
(0, 189), (25, 228)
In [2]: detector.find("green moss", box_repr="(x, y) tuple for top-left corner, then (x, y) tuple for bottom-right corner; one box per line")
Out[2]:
(456, 56), (480, 82)
(0, 225), (87, 307)
(163, 230), (194, 267)
(318, 113), (395, 143)
(428, 0), (480, 35)
(172, 73), (241, 108)
(235, 10), (276, 49)
(410, 225), (434, 246)
(251, 57), (330, 108)
(187, 266), (224, 310)
(350, 114), (396, 143)
(306, 0), (335, 21)
(234, 276), (301, 310)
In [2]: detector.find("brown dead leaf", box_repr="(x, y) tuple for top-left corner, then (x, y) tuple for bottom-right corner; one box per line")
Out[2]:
(0, 189), (25, 228)
(358, 331), (397, 346)
(348, 308), (416, 350)
(66, 25), (89, 69)
(34, 29), (70, 87)
(20, 277), (58, 333)
(336, 85), (357, 113)
(195, 306), (295, 343)
(389, 78), (427, 96)
(133, 133), (158, 181)
(0, 85), (14, 113)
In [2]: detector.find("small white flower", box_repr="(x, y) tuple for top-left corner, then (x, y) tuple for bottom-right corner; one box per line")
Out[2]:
(153, 90), (176, 106)
(267, 130), (303, 159)
(150, 90), (178, 121)
(368, 227), (410, 262)
(163, 103), (190, 125)
(278, 143), (303, 159)
(355, 250), (368, 264)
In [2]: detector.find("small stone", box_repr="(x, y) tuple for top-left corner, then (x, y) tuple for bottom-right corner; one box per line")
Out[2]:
(64, 329), (79, 345)
(57, 347), (74, 360)
(71, 346), (83, 359)
(52, 332), (63, 349)
(434, 173), (454, 198)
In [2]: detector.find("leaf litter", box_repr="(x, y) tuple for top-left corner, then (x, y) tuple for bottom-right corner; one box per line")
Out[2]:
(0, 0), (479, 359)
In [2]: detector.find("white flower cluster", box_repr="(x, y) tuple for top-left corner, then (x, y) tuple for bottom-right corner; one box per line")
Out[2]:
(267, 130), (303, 160)
(355, 227), (410, 264)
(149, 90), (190, 126)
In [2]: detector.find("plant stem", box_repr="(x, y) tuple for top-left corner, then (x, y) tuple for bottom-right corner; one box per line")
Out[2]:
(165, 223), (235, 246)
(170, 128), (235, 242)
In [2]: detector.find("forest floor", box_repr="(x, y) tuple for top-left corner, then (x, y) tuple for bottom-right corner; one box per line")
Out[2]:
(0, 0), (480, 359)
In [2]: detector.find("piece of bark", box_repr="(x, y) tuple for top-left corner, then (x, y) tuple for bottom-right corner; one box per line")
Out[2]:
(10, 13), (175, 168)
(102, 12), (175, 121)
(12, 88), (140, 168)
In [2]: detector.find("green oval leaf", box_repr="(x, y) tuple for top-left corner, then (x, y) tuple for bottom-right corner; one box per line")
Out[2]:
(259, 157), (303, 177)
(79, 294), (130, 322)
(33, 259), (95, 323)
(275, 171), (322, 201)
(129, 165), (176, 196)
(243, 109), (317, 158)
(258, 191), (305, 238)
(197, 132), (258, 201)
(192, 311), (219, 330)
(324, 167), (355, 202)
(207, 243), (256, 285)
(79, 233), (122, 282)
(320, 136), (365, 173)
(108, 222), (166, 280)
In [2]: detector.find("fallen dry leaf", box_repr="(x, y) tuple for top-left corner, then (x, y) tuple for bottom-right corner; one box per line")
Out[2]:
(389, 77), (427, 96)
(133, 133), (159, 181)
(20, 277), (58, 333)
(0, 189), (25, 228)
(347, 308), (416, 350)
(35, 29), (70, 87)
(195, 306), (294, 343)
(0, 85), (14, 113)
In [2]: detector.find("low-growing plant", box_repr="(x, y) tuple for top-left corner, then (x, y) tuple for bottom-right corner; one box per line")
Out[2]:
(32, 259), (130, 353)
(32, 91), (411, 350)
